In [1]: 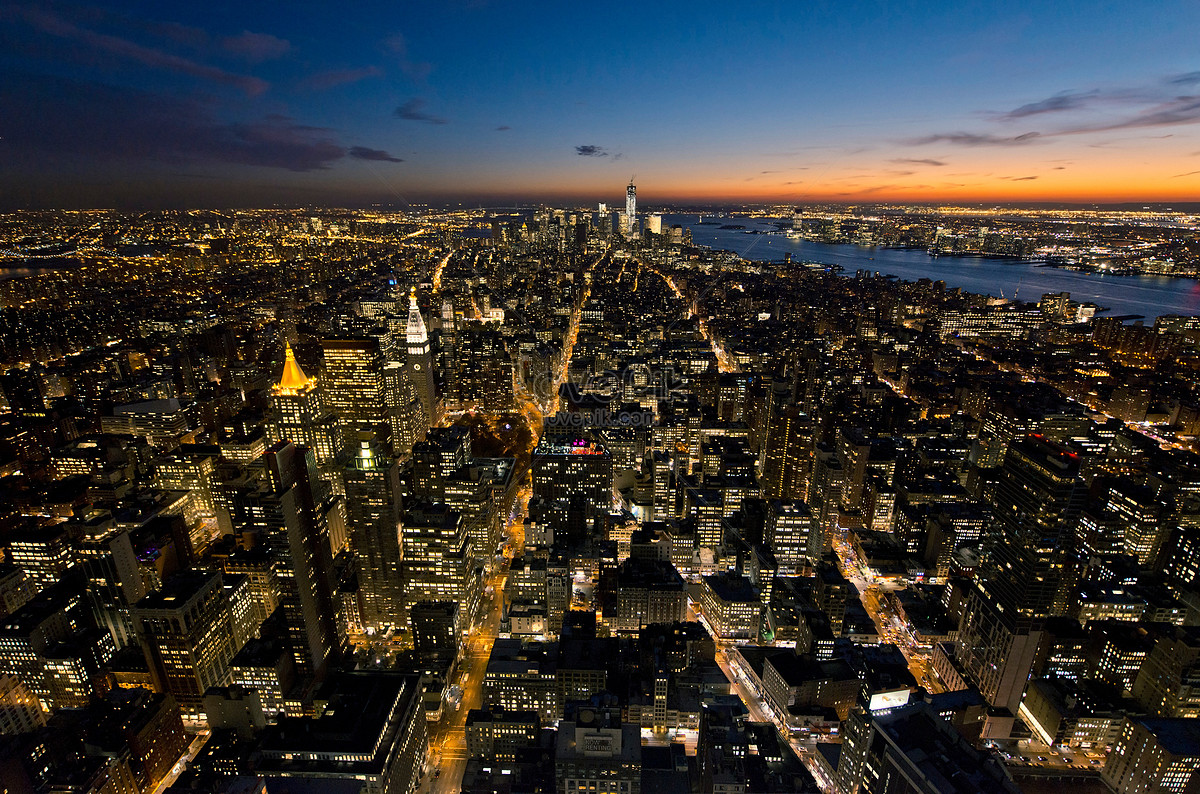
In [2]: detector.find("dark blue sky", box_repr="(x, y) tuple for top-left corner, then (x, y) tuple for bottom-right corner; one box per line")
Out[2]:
(2, 1), (1199, 208)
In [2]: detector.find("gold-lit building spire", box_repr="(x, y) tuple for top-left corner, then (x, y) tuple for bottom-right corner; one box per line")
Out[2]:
(277, 342), (313, 393)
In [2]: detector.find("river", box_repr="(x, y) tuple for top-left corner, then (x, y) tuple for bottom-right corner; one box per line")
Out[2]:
(662, 214), (1200, 320)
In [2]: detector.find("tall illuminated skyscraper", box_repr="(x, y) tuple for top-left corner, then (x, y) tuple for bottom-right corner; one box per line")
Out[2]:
(955, 435), (1084, 712)
(321, 336), (387, 436)
(227, 442), (343, 679)
(268, 343), (346, 470)
(625, 179), (637, 237)
(342, 440), (404, 633)
(406, 288), (439, 427)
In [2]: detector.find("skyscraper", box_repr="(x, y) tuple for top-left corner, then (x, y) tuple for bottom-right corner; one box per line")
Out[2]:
(401, 503), (477, 629)
(342, 440), (404, 633)
(406, 288), (439, 428)
(131, 570), (239, 714)
(227, 442), (343, 679)
(625, 179), (636, 238)
(268, 343), (346, 471)
(321, 335), (387, 438)
(955, 435), (1085, 712)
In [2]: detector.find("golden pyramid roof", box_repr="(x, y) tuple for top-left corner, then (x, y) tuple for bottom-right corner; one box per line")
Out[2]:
(277, 343), (312, 392)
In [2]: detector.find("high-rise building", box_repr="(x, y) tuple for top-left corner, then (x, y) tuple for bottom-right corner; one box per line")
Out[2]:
(401, 503), (477, 629)
(321, 336), (388, 437)
(765, 500), (821, 574)
(130, 570), (239, 714)
(837, 701), (1019, 794)
(268, 343), (346, 471)
(406, 288), (439, 427)
(956, 435), (1085, 712)
(457, 327), (512, 410)
(342, 440), (404, 633)
(381, 361), (427, 457)
(531, 436), (614, 539)
(625, 179), (637, 238)
(226, 442), (343, 679)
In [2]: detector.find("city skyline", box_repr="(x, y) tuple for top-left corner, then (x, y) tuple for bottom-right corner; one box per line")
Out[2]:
(3, 1), (1200, 209)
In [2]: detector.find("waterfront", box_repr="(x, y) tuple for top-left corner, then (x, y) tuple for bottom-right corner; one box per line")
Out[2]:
(665, 214), (1200, 320)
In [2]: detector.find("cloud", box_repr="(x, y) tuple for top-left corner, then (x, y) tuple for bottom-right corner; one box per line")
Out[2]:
(1009, 176), (1039, 181)
(0, 72), (351, 171)
(999, 91), (1095, 120)
(15, 7), (268, 95)
(1071, 95), (1200, 134)
(495, 125), (511, 131)
(1172, 170), (1200, 178)
(385, 33), (433, 84)
(575, 145), (608, 157)
(890, 158), (947, 166)
(1167, 72), (1200, 86)
(394, 98), (447, 124)
(904, 131), (1042, 147)
(221, 30), (290, 62)
(348, 146), (402, 163)
(302, 66), (382, 91)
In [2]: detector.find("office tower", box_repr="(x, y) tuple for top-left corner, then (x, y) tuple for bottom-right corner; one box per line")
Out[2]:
(76, 513), (146, 649)
(761, 405), (813, 502)
(956, 435), (1085, 712)
(457, 327), (513, 410)
(343, 440), (404, 633)
(837, 701), (1019, 794)
(406, 288), (439, 427)
(556, 702), (641, 794)
(410, 601), (459, 665)
(1102, 717), (1200, 793)
(411, 424), (472, 500)
(130, 570), (239, 714)
(625, 179), (637, 238)
(381, 361), (426, 457)
(981, 435), (1084, 618)
(765, 500), (821, 574)
(255, 672), (427, 794)
(531, 436), (614, 538)
(321, 335), (388, 437)
(651, 451), (675, 521)
(1103, 481), (1167, 567)
(7, 526), (75, 593)
(401, 503), (477, 629)
(268, 343), (346, 470)
(227, 442), (342, 679)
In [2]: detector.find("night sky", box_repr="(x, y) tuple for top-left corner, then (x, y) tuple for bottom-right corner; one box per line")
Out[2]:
(2, 1), (1199, 209)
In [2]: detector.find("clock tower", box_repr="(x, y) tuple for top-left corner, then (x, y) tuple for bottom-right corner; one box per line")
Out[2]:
(406, 288), (439, 426)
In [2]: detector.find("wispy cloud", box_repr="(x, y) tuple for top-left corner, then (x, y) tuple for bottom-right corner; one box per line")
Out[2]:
(495, 125), (511, 131)
(1172, 170), (1200, 178)
(394, 98), (447, 124)
(905, 131), (1042, 147)
(998, 91), (1096, 120)
(890, 158), (947, 166)
(0, 72), (365, 171)
(1070, 95), (1200, 134)
(349, 146), (402, 163)
(1167, 72), (1200, 86)
(385, 33), (433, 84)
(16, 7), (268, 95)
(575, 145), (608, 157)
(221, 30), (290, 62)
(302, 66), (381, 91)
